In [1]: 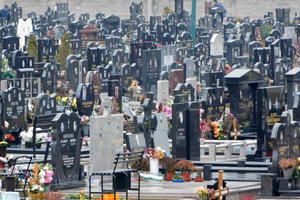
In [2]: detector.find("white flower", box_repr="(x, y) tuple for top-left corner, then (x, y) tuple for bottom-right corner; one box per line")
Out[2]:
(39, 170), (46, 178)
(39, 178), (45, 184)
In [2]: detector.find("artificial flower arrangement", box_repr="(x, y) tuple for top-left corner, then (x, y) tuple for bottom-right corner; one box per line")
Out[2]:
(80, 115), (90, 126)
(279, 158), (297, 169)
(123, 112), (131, 125)
(56, 96), (77, 112)
(0, 156), (7, 168)
(144, 147), (166, 160)
(1, 56), (15, 78)
(5, 134), (15, 143)
(195, 186), (214, 200)
(295, 157), (300, 188)
(210, 121), (226, 140)
(29, 163), (54, 197)
(20, 127), (51, 144)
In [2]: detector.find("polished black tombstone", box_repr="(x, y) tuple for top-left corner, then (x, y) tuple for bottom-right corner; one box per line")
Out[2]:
(51, 112), (85, 190)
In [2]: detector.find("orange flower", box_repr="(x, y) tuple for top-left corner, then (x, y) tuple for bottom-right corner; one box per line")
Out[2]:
(214, 132), (220, 138)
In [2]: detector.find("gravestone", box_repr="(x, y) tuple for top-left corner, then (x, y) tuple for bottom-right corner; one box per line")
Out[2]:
(51, 112), (85, 190)
(170, 69), (184, 96)
(157, 80), (169, 106)
(76, 83), (95, 116)
(125, 133), (146, 152)
(66, 54), (81, 93)
(85, 71), (101, 103)
(2, 87), (26, 130)
(90, 113), (123, 172)
(210, 33), (224, 57)
(35, 93), (57, 115)
(153, 112), (170, 156)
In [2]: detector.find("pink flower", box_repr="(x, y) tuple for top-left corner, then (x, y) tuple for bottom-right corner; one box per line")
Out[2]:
(200, 109), (204, 116)
(45, 177), (51, 184)
(39, 178), (45, 184)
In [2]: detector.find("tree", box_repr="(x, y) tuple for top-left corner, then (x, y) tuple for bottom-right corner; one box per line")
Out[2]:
(26, 34), (38, 62)
(56, 32), (72, 70)
(163, 6), (174, 18)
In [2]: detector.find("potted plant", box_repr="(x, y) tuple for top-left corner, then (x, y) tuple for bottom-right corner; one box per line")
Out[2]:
(175, 160), (194, 181)
(144, 147), (165, 175)
(172, 172), (184, 183)
(161, 157), (177, 181)
(0, 141), (8, 157)
(80, 115), (90, 137)
(130, 158), (150, 172)
(28, 163), (54, 199)
(194, 168), (204, 182)
(279, 158), (296, 179)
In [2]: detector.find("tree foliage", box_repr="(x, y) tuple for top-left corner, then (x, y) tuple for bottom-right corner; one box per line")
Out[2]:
(27, 34), (38, 62)
(56, 32), (72, 70)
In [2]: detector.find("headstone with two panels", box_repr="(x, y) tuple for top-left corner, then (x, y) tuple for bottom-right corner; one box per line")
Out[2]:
(35, 93), (57, 115)
(2, 87), (25, 144)
(112, 49), (129, 73)
(51, 112), (85, 190)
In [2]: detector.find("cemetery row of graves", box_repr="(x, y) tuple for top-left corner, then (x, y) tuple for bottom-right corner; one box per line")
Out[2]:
(1, 0), (300, 199)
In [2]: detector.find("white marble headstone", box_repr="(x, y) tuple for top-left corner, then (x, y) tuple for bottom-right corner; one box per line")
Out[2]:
(90, 114), (123, 173)
(157, 80), (169, 106)
(17, 18), (33, 50)
(210, 33), (224, 56)
(283, 27), (296, 43)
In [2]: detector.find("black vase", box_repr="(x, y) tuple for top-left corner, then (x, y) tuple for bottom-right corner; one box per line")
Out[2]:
(5, 176), (16, 191)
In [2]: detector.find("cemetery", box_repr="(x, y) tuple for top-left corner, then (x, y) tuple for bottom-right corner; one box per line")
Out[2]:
(1, 0), (300, 199)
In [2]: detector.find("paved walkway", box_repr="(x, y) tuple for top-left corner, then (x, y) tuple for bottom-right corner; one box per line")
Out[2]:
(60, 177), (260, 200)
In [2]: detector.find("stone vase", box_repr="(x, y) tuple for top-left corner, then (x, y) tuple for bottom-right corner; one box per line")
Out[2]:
(283, 168), (294, 179)
(150, 158), (159, 175)
(82, 125), (89, 137)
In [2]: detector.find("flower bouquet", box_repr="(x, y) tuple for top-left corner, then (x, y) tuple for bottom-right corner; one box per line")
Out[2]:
(80, 115), (90, 126)
(144, 147), (166, 175)
(29, 163), (54, 199)
(195, 187), (214, 200)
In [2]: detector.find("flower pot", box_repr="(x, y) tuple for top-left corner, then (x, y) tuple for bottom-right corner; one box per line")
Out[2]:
(283, 168), (294, 179)
(82, 125), (89, 137)
(150, 157), (159, 175)
(28, 192), (45, 200)
(5, 176), (16, 191)
(0, 145), (7, 157)
(194, 176), (204, 182)
(165, 172), (175, 181)
(181, 172), (191, 182)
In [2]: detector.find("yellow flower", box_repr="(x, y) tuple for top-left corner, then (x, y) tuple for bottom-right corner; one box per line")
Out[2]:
(298, 157), (300, 162)
(62, 97), (68, 102)
(72, 98), (77, 106)
(80, 190), (84, 194)
(56, 96), (61, 101)
(91, 194), (94, 198)
(298, 166), (300, 171)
